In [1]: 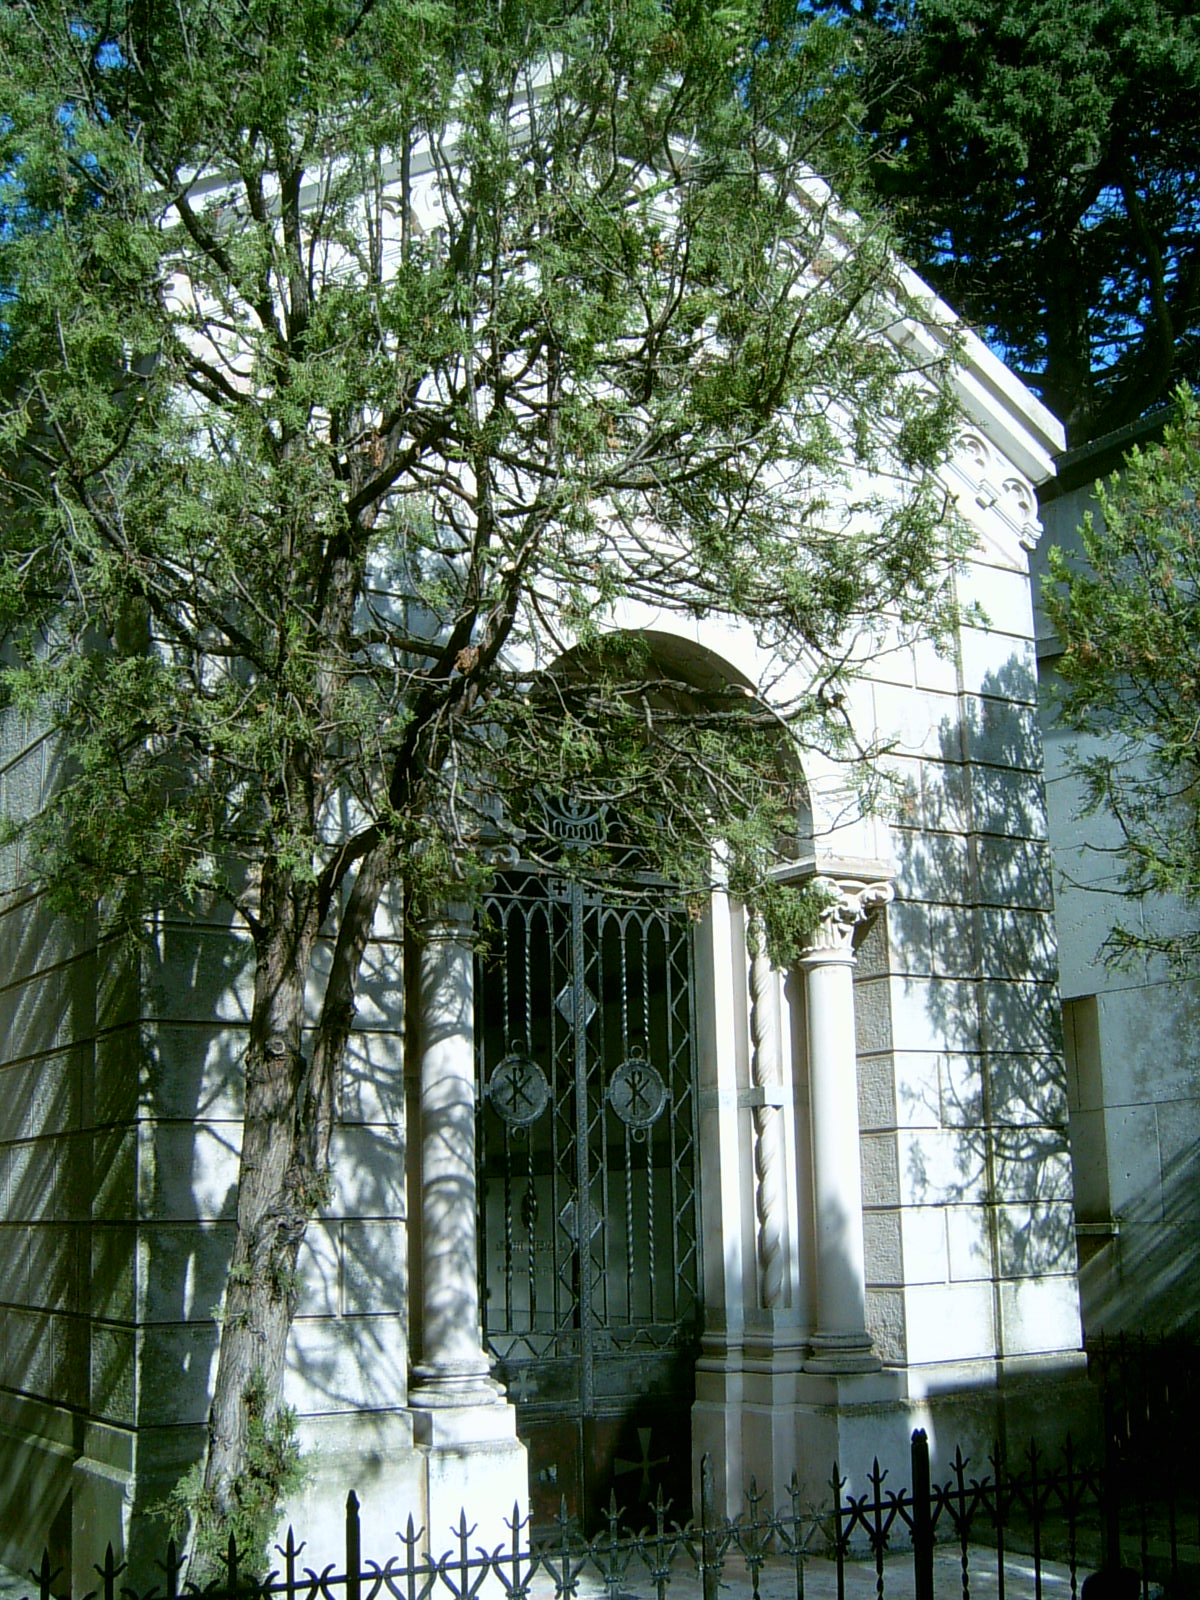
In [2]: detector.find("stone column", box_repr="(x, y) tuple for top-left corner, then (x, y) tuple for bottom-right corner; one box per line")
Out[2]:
(408, 905), (526, 1556)
(800, 877), (892, 1374)
(409, 904), (505, 1410)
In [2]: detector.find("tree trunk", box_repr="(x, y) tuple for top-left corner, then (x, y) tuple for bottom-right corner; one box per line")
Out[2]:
(199, 850), (393, 1557)
(203, 887), (318, 1528)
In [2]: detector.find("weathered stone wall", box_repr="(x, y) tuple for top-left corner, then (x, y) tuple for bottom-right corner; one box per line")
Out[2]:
(1034, 482), (1200, 1340)
(0, 713), (104, 1573)
(853, 474), (1082, 1392)
(0, 692), (415, 1578)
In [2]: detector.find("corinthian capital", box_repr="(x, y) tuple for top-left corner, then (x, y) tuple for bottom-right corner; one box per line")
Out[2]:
(801, 875), (894, 959)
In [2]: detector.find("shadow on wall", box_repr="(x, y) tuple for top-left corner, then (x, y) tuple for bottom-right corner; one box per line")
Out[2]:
(132, 906), (410, 1457)
(130, 910), (246, 1487)
(891, 657), (1076, 1288)
(1, 817), (409, 1588)
(0, 740), (98, 1572)
(288, 901), (409, 1425)
(1078, 1076), (1200, 1339)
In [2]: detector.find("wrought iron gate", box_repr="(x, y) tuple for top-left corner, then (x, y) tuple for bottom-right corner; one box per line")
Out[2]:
(475, 857), (702, 1531)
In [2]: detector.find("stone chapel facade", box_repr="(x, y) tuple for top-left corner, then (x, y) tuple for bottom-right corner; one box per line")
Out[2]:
(0, 133), (1092, 1579)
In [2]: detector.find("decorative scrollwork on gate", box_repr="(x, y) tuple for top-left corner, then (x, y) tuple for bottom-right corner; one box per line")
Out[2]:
(607, 1048), (668, 1133)
(487, 1047), (550, 1128)
(539, 790), (608, 849)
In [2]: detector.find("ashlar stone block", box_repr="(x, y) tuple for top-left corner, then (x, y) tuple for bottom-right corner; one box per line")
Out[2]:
(138, 1323), (221, 1427)
(975, 837), (1054, 911)
(899, 1207), (949, 1285)
(919, 759), (971, 833)
(939, 1054), (986, 1128)
(89, 1325), (136, 1425)
(991, 1141), (1074, 1204)
(891, 1052), (944, 1130)
(980, 981), (1063, 1061)
(986, 1053), (1069, 1128)
(962, 696), (1042, 776)
(928, 905), (980, 981)
(958, 628), (1038, 705)
(141, 1120), (241, 1224)
(978, 908), (1058, 983)
(853, 976), (893, 1054)
(860, 1133), (901, 1207)
(7, 1308), (52, 1397)
(956, 563), (1037, 638)
(998, 1276), (1082, 1356)
(286, 1313), (409, 1415)
(871, 682), (960, 762)
(886, 898), (932, 977)
(866, 1288), (906, 1364)
(946, 1205), (992, 1282)
(994, 1202), (1077, 1278)
(857, 1056), (897, 1132)
(889, 975), (978, 1058)
(341, 1220), (407, 1316)
(139, 1025), (245, 1122)
(339, 1028), (406, 1126)
(894, 828), (971, 910)
(862, 1209), (902, 1285)
(326, 1123), (406, 1219)
(91, 1227), (137, 1322)
(897, 1127), (989, 1207)
(296, 1221), (341, 1319)
(145, 923), (253, 1024)
(903, 1281), (996, 1365)
(7, 1140), (62, 1224)
(138, 1222), (235, 1323)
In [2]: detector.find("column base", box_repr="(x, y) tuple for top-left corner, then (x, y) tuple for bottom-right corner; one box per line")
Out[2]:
(286, 1412), (422, 1564)
(415, 1413), (529, 1589)
(803, 1331), (882, 1374)
(790, 1366), (908, 1514)
(409, 1368), (509, 1412)
(410, 1397), (518, 1446)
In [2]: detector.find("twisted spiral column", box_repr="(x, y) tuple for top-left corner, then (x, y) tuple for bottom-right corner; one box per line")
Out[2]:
(749, 918), (787, 1310)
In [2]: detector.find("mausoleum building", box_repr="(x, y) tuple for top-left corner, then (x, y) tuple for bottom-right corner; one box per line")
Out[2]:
(0, 311), (1089, 1587)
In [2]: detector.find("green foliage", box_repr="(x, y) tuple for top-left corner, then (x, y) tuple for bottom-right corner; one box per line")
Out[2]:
(816, 0), (1200, 445)
(0, 0), (968, 1524)
(162, 1374), (307, 1581)
(1042, 385), (1200, 971)
(0, 0), (963, 936)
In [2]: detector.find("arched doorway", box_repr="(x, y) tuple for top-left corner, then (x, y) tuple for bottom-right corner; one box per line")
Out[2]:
(474, 804), (702, 1531)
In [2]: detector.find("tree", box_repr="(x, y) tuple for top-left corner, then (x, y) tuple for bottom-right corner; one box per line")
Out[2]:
(1042, 386), (1200, 971)
(814, 0), (1200, 445)
(0, 0), (963, 1557)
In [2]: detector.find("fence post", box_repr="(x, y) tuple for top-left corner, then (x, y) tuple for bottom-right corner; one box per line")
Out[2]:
(911, 1429), (934, 1600)
(102, 1541), (119, 1600)
(35, 1548), (53, 1600)
(346, 1491), (361, 1600)
(1103, 1376), (1122, 1573)
(831, 1464), (847, 1600)
(701, 1453), (720, 1600)
(164, 1537), (181, 1600)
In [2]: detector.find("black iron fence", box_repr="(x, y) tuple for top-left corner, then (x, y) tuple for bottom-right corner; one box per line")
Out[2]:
(16, 1426), (1200, 1600)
